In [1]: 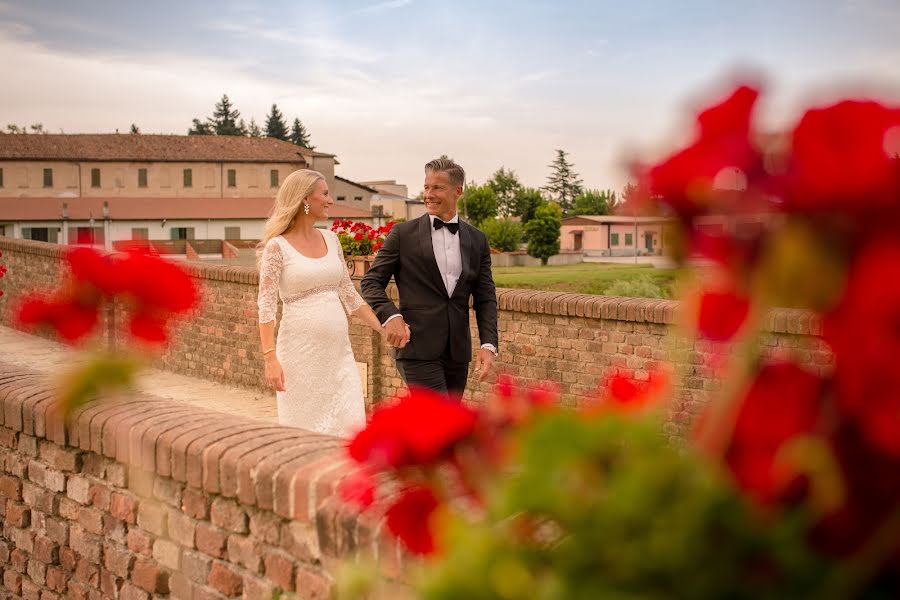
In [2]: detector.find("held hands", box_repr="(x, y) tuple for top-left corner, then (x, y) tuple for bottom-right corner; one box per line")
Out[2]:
(474, 347), (496, 382)
(383, 317), (411, 349)
(264, 355), (286, 392)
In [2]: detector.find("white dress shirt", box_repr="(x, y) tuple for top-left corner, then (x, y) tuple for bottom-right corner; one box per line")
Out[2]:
(429, 214), (463, 297)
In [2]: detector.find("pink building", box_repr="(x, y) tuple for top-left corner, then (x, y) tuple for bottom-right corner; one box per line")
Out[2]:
(561, 215), (670, 256)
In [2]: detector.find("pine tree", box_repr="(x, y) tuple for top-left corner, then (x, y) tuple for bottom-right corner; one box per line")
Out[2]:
(543, 149), (583, 216)
(290, 118), (314, 149)
(187, 118), (213, 135)
(130, 123), (140, 134)
(265, 104), (289, 141)
(211, 94), (244, 136)
(247, 118), (263, 138)
(488, 167), (523, 218)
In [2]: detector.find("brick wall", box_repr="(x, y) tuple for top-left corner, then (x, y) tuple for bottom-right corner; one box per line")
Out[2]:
(0, 364), (412, 599)
(0, 238), (833, 439)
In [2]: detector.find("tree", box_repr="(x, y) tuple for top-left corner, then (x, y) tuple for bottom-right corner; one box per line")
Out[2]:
(543, 149), (583, 215)
(480, 218), (523, 252)
(265, 104), (289, 141)
(513, 187), (546, 224)
(525, 202), (562, 265)
(130, 124), (140, 134)
(458, 183), (498, 227)
(487, 167), (523, 218)
(187, 118), (213, 135)
(29, 123), (45, 134)
(572, 189), (616, 216)
(210, 94), (245, 136)
(290, 118), (314, 149)
(247, 118), (263, 138)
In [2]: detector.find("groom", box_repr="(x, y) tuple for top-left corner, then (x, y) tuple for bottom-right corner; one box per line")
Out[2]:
(361, 158), (498, 397)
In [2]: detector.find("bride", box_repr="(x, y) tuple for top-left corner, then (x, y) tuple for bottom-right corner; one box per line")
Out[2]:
(257, 169), (406, 437)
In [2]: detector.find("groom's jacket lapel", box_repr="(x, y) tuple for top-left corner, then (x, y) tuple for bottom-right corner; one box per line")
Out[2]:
(416, 214), (450, 298)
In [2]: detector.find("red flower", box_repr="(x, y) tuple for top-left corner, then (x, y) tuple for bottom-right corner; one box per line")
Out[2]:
(782, 100), (900, 213)
(697, 288), (751, 341)
(117, 251), (198, 313)
(724, 362), (823, 504)
(385, 486), (440, 555)
(825, 238), (900, 456)
(347, 387), (478, 469)
(587, 371), (667, 415)
(17, 296), (99, 342)
(647, 85), (763, 219)
(67, 247), (122, 295)
(128, 311), (169, 343)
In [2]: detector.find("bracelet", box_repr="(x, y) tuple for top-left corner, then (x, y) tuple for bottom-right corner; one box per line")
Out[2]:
(262, 348), (275, 356)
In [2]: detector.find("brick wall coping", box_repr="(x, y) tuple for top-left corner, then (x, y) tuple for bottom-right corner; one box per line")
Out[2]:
(0, 236), (821, 335)
(0, 361), (356, 525)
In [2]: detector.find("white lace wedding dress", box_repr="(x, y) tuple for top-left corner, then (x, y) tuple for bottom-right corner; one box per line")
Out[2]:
(257, 230), (367, 438)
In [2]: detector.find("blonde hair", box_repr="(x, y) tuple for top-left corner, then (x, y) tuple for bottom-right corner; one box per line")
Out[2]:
(257, 169), (325, 266)
(425, 158), (465, 187)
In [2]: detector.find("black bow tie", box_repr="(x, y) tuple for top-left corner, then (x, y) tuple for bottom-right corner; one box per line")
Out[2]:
(433, 218), (459, 235)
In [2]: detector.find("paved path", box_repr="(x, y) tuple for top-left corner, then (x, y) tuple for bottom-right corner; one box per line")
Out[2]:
(0, 325), (278, 423)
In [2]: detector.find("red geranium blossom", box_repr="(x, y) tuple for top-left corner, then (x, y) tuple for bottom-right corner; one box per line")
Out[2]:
(337, 470), (377, 509)
(697, 288), (751, 342)
(724, 362), (823, 504)
(347, 387), (479, 469)
(647, 85), (763, 220)
(385, 486), (440, 555)
(782, 100), (900, 213)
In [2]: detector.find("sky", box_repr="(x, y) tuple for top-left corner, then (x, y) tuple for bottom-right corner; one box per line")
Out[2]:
(2, 0), (900, 195)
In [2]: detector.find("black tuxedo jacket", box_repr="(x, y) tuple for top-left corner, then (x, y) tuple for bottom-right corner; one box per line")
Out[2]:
(361, 214), (499, 363)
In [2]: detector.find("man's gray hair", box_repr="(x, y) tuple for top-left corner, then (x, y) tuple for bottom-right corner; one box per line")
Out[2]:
(425, 158), (465, 188)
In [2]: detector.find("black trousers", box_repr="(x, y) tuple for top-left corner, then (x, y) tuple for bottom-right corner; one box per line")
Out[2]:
(396, 346), (469, 399)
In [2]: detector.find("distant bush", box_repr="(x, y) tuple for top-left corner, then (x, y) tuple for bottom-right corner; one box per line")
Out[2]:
(480, 218), (523, 252)
(603, 276), (669, 299)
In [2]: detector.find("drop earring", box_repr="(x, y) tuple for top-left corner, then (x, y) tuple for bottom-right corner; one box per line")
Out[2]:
(303, 202), (310, 215)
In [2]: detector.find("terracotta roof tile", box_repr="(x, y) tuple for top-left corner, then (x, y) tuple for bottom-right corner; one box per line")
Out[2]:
(0, 133), (334, 163)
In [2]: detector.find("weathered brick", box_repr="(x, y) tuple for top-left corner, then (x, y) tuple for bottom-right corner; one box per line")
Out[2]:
(39, 441), (82, 472)
(70, 525), (103, 564)
(283, 521), (321, 562)
(74, 558), (100, 586)
(59, 546), (77, 572)
(152, 538), (181, 571)
(242, 574), (276, 599)
(0, 540), (9, 562)
(19, 434), (38, 457)
(181, 549), (212, 584)
(11, 527), (35, 553)
(110, 492), (138, 524)
(6, 500), (31, 527)
(79, 506), (105, 535)
(22, 577), (41, 600)
(33, 535), (59, 564)
(58, 496), (81, 520)
(3, 569), (22, 595)
(196, 522), (228, 559)
(128, 467), (155, 498)
(67, 581), (91, 600)
(100, 567), (121, 597)
(88, 483), (111, 511)
(226, 535), (261, 573)
(44, 517), (69, 546)
(120, 582), (150, 600)
(0, 474), (22, 500)
(181, 488), (210, 519)
(210, 497), (248, 534)
(137, 501), (168, 536)
(28, 461), (66, 492)
(0, 428), (16, 448)
(103, 513), (128, 545)
(167, 508), (197, 548)
(104, 543), (135, 578)
(127, 528), (154, 557)
(208, 561), (242, 596)
(295, 567), (332, 600)
(132, 558), (169, 594)
(264, 550), (295, 592)
(27, 558), (47, 585)
(40, 590), (61, 600)
(46, 565), (67, 592)
(170, 572), (195, 600)
(11, 547), (29, 571)
(81, 454), (107, 479)
(249, 510), (281, 544)
(22, 482), (57, 514)
(106, 462), (127, 487)
(66, 475), (91, 504)
(152, 477), (182, 508)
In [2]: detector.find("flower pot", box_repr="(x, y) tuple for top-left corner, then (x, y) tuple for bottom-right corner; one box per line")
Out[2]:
(346, 255), (375, 277)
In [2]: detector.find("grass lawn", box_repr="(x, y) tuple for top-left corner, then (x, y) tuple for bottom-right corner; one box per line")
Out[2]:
(491, 263), (685, 298)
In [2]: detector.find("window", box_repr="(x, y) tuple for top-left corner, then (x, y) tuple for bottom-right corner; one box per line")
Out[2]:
(171, 227), (195, 240)
(70, 227), (104, 245)
(91, 168), (101, 188)
(337, 196), (346, 202)
(227, 169), (236, 188)
(611, 233), (620, 246)
(0, 167), (4, 187)
(270, 169), (279, 187)
(138, 168), (148, 188)
(625, 233), (633, 246)
(43, 168), (53, 188)
(131, 228), (149, 240)
(224, 226), (241, 240)
(354, 196), (363, 202)
(183, 169), (193, 188)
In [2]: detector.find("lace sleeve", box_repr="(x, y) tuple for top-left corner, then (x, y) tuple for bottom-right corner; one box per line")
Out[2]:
(338, 252), (366, 315)
(257, 240), (283, 323)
